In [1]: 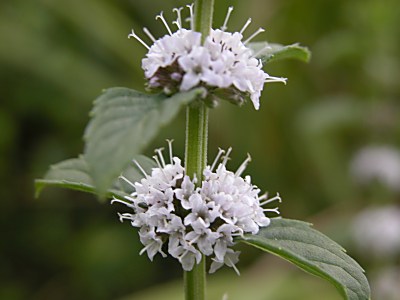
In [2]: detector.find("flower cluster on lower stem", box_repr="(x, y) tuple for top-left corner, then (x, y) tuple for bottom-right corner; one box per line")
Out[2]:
(113, 142), (281, 274)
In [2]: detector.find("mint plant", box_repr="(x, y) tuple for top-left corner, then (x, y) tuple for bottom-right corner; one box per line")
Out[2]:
(36, 1), (370, 299)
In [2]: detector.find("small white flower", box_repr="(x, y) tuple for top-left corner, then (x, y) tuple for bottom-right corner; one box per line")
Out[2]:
(129, 4), (286, 110)
(352, 205), (400, 258)
(350, 145), (400, 192)
(113, 141), (281, 273)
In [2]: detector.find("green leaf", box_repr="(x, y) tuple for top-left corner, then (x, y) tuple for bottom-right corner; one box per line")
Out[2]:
(239, 218), (370, 300)
(83, 87), (203, 196)
(249, 42), (311, 64)
(35, 155), (156, 199)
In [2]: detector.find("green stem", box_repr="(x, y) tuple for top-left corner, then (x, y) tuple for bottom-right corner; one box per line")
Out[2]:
(184, 1), (214, 300)
(185, 103), (208, 179)
(194, 0), (215, 42)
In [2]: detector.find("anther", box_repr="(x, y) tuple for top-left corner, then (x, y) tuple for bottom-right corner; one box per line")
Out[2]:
(173, 7), (184, 30)
(186, 4), (195, 30)
(221, 6), (234, 31)
(166, 139), (174, 164)
(244, 28), (265, 44)
(265, 76), (287, 84)
(211, 148), (226, 172)
(111, 197), (133, 207)
(263, 207), (280, 214)
(221, 147), (233, 166)
(235, 153), (252, 177)
(128, 29), (150, 50)
(260, 193), (282, 206)
(239, 18), (252, 35)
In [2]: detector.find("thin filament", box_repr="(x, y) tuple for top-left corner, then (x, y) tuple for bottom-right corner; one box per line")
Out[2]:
(166, 139), (174, 164)
(210, 148), (225, 172)
(221, 6), (234, 31)
(156, 11), (173, 35)
(235, 153), (252, 177)
(128, 29), (150, 50)
(239, 18), (252, 35)
(186, 4), (195, 30)
(143, 27), (156, 43)
(244, 28), (265, 44)
(222, 147), (233, 166)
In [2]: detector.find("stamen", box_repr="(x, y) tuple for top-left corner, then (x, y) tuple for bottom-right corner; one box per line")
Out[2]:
(117, 212), (134, 222)
(235, 153), (252, 177)
(252, 44), (272, 58)
(245, 79), (255, 93)
(166, 139), (174, 164)
(186, 4), (195, 30)
(118, 175), (136, 188)
(221, 6), (234, 31)
(128, 29), (150, 50)
(139, 242), (153, 256)
(188, 235), (200, 245)
(111, 197), (132, 207)
(227, 257), (241, 276)
(124, 195), (136, 202)
(239, 18), (252, 35)
(113, 200), (136, 210)
(231, 231), (244, 237)
(263, 207), (280, 214)
(211, 148), (225, 172)
(156, 11), (173, 35)
(265, 76), (287, 84)
(133, 159), (148, 177)
(153, 155), (168, 180)
(143, 27), (156, 43)
(244, 27), (265, 44)
(260, 193), (282, 206)
(155, 148), (166, 167)
(173, 7), (184, 30)
(222, 147), (232, 166)
(153, 155), (163, 170)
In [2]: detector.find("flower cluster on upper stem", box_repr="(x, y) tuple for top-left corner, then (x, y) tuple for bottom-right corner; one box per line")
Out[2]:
(129, 4), (286, 110)
(113, 141), (281, 274)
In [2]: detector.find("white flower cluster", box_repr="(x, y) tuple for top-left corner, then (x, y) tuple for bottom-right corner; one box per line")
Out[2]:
(114, 142), (281, 274)
(350, 146), (400, 192)
(129, 4), (286, 110)
(352, 205), (400, 258)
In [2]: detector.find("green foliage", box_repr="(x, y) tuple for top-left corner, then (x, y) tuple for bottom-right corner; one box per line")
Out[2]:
(240, 218), (370, 300)
(83, 87), (203, 196)
(249, 42), (311, 63)
(5, 0), (398, 298)
(35, 155), (156, 199)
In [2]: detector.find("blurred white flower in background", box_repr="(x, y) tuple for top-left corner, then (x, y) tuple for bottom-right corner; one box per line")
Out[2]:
(352, 205), (400, 258)
(350, 146), (400, 192)
(372, 267), (400, 300)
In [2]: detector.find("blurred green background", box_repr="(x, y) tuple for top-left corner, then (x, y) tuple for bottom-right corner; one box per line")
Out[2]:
(1, 0), (400, 299)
